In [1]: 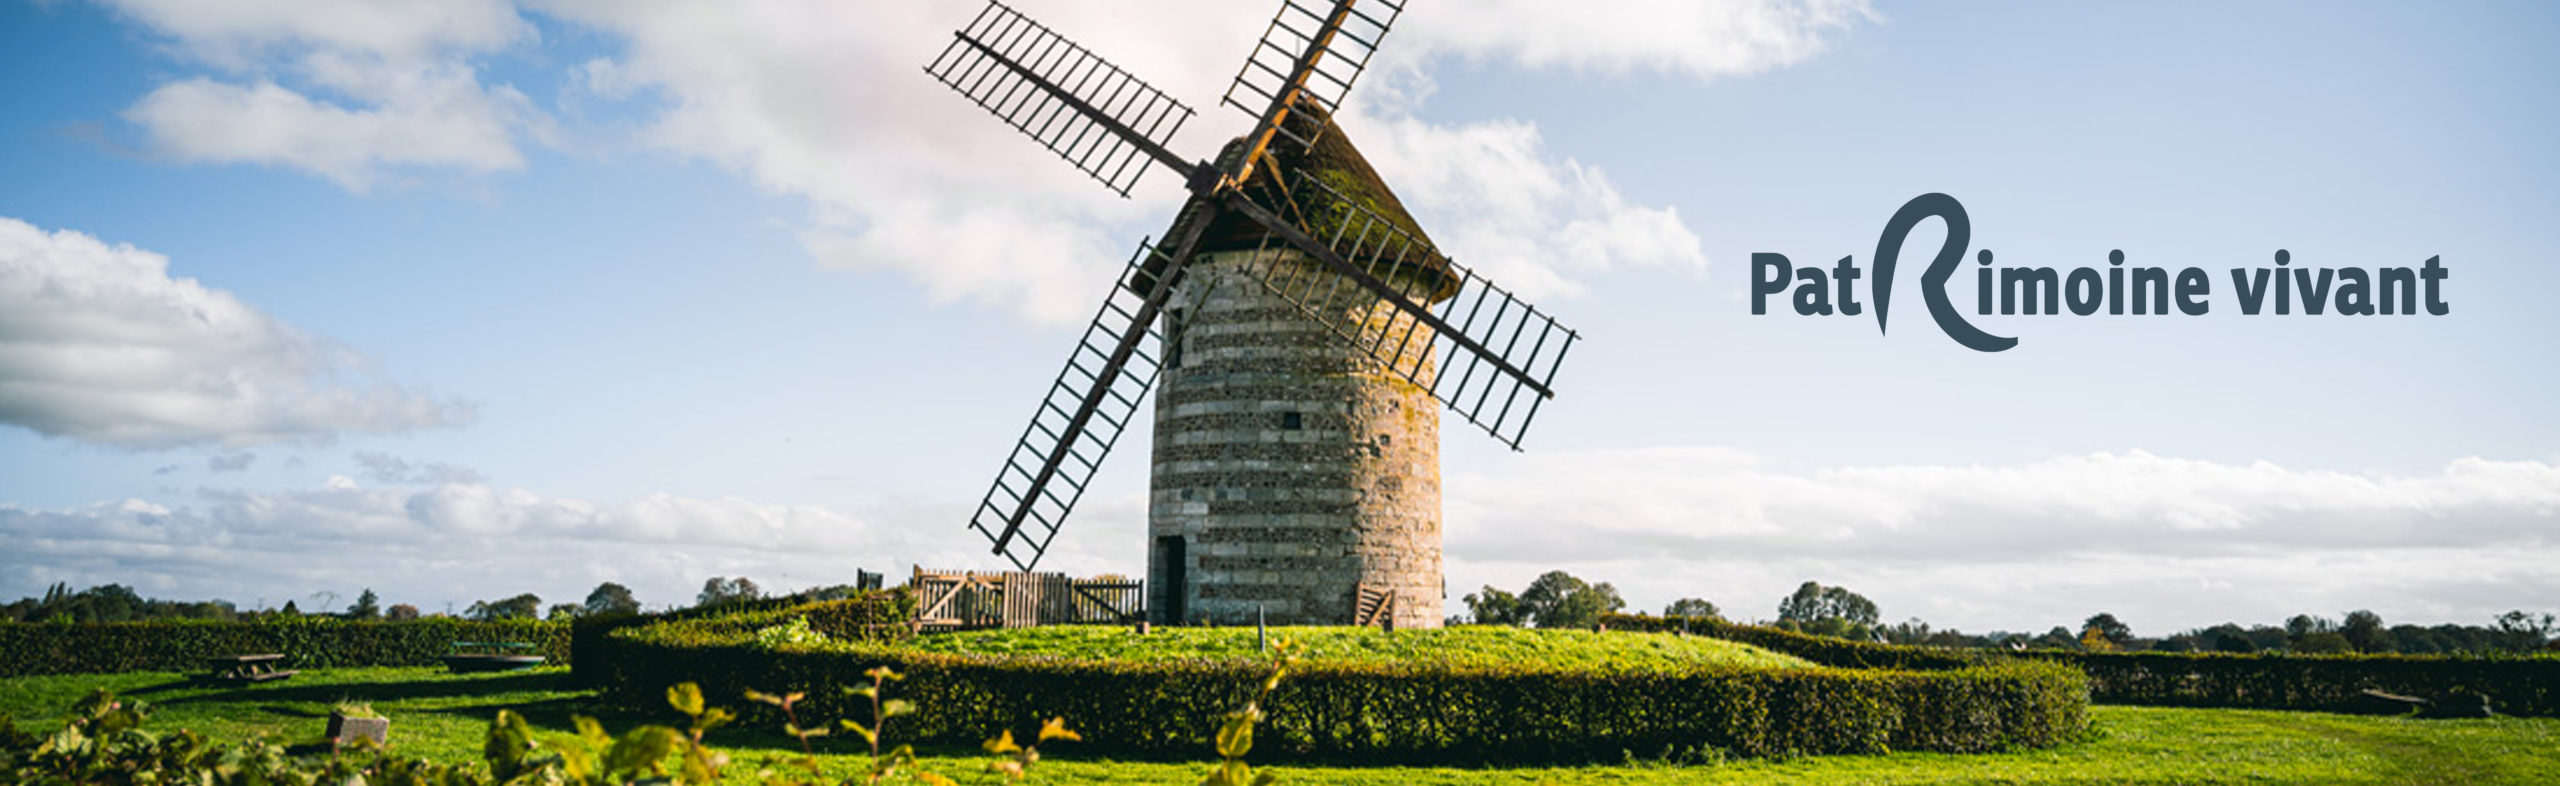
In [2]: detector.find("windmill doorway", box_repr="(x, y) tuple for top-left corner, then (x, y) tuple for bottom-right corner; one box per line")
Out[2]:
(1155, 535), (1186, 623)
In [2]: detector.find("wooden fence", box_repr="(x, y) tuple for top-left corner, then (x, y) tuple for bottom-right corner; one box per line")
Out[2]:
(908, 568), (1144, 631)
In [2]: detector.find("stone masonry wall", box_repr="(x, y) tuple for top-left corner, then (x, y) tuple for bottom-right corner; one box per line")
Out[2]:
(1148, 248), (1443, 629)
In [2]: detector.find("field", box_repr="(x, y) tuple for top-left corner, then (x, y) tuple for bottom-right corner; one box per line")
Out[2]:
(5, 666), (2555, 784)
(889, 624), (1815, 671)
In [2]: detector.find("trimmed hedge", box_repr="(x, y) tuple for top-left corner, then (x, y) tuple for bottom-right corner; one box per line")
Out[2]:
(583, 603), (2088, 763)
(1600, 613), (1982, 670)
(0, 618), (567, 677)
(2026, 650), (2560, 717)
(1607, 613), (2560, 717)
(570, 591), (914, 687)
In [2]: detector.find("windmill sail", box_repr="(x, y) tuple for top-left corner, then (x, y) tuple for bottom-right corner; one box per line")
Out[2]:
(1224, 172), (1577, 449)
(926, 1), (1199, 195)
(1224, 0), (1404, 163)
(963, 236), (1212, 571)
(930, 0), (1581, 576)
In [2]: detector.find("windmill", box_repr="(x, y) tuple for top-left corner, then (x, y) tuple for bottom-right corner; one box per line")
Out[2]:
(927, 0), (1577, 627)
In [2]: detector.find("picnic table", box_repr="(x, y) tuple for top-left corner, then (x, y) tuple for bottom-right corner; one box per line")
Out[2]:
(203, 653), (296, 683)
(439, 641), (546, 673)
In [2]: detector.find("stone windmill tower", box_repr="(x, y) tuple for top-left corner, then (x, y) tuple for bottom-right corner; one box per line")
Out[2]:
(926, 0), (1577, 628)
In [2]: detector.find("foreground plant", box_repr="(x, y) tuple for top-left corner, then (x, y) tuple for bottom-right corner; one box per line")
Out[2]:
(1201, 637), (1297, 786)
(982, 716), (1079, 781)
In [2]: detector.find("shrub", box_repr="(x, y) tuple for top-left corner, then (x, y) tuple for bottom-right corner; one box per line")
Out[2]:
(585, 605), (2088, 763)
(1601, 613), (1982, 670)
(2021, 649), (2560, 716)
(1610, 613), (2560, 718)
(0, 617), (567, 677)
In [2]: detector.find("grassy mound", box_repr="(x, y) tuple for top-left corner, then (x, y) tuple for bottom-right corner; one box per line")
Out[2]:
(896, 625), (1814, 672)
(582, 599), (2089, 761)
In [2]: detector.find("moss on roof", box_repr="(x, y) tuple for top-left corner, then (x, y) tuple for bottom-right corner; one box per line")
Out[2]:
(1141, 107), (1459, 302)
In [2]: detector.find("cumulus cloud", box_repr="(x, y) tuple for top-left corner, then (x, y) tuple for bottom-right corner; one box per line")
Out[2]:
(1445, 449), (2560, 632)
(101, 0), (544, 191)
(1394, 0), (1876, 79)
(351, 451), (484, 485)
(78, 0), (1863, 314)
(530, 0), (1861, 322)
(4, 447), (2547, 633)
(0, 479), (1029, 616)
(1347, 116), (1703, 299)
(0, 216), (473, 448)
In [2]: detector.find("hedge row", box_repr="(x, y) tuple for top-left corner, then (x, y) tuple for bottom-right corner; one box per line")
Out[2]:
(583, 603), (2087, 763)
(2024, 650), (2560, 717)
(0, 618), (568, 677)
(1606, 613), (2560, 717)
(568, 592), (913, 688)
(1599, 614), (1982, 670)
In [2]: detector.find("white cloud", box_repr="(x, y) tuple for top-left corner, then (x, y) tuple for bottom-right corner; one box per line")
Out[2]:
(0, 479), (1000, 616)
(1394, 0), (1876, 79)
(96, 0), (531, 65)
(101, 0), (544, 191)
(1446, 449), (2560, 633)
(532, 0), (1862, 322)
(1347, 115), (1704, 300)
(351, 451), (484, 486)
(4, 447), (2547, 635)
(0, 216), (472, 448)
(79, 0), (1866, 310)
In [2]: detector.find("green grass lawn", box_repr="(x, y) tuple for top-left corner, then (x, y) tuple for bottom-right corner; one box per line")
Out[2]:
(5, 667), (2555, 784)
(886, 625), (1814, 672)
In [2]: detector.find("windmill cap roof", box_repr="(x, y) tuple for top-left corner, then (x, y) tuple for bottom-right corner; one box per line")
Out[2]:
(1150, 107), (1461, 302)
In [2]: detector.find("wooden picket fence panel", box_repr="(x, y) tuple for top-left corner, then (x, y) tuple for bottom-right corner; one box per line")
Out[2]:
(909, 568), (1144, 631)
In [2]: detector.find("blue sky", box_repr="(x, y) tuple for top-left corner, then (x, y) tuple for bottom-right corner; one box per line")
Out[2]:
(1, 0), (2553, 635)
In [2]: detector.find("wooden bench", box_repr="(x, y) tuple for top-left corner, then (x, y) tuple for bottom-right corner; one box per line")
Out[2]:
(440, 641), (546, 673)
(203, 653), (296, 683)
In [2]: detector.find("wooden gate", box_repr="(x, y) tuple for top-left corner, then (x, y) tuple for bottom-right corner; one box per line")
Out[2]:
(909, 568), (1145, 631)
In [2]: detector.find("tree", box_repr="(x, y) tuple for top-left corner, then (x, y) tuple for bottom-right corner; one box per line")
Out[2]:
(278, 600), (301, 617)
(1880, 617), (1937, 646)
(1553, 581), (1624, 628)
(1512, 571), (1624, 629)
(2032, 626), (2079, 650)
(347, 589), (381, 620)
(2078, 626), (2117, 652)
(2340, 610), (2390, 652)
(1462, 586), (1525, 626)
(583, 582), (642, 617)
(1776, 581), (1879, 628)
(2285, 614), (2333, 639)
(697, 577), (762, 608)
(546, 603), (583, 621)
(1664, 598), (1720, 619)
(386, 603), (420, 621)
(2494, 610), (2555, 653)
(2293, 631), (2353, 654)
(467, 593), (541, 621)
(2082, 613), (2133, 646)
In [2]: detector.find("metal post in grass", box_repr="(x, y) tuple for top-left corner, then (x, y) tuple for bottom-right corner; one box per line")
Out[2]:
(1257, 604), (1267, 652)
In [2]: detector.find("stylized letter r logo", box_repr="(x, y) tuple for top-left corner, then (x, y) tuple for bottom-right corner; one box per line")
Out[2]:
(1872, 193), (2016, 352)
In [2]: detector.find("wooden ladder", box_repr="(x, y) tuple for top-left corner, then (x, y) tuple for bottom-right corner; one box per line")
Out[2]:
(1353, 583), (1396, 630)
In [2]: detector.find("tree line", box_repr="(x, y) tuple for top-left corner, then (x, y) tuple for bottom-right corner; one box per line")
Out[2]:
(0, 576), (814, 624)
(1456, 574), (2559, 655)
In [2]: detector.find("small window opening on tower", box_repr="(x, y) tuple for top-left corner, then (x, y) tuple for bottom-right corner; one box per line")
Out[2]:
(1163, 308), (1186, 370)
(1281, 411), (1303, 430)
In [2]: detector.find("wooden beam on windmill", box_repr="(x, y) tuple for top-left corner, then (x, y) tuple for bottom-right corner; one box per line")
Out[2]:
(921, 0), (1578, 576)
